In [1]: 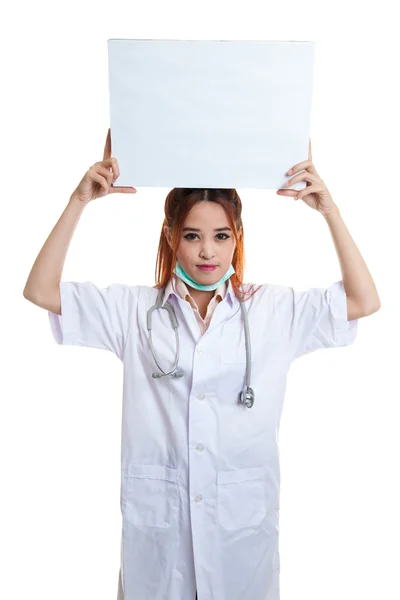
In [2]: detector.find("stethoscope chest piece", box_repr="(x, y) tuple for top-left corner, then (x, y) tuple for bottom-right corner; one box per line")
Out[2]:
(239, 386), (255, 408)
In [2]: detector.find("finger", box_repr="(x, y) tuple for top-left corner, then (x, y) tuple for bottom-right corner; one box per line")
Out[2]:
(101, 157), (117, 168)
(110, 157), (120, 179)
(96, 164), (114, 184)
(90, 171), (109, 194)
(276, 189), (298, 196)
(103, 128), (111, 161)
(284, 172), (317, 188)
(295, 185), (318, 200)
(287, 159), (313, 176)
(98, 157), (119, 181)
(308, 138), (312, 160)
(109, 186), (137, 194)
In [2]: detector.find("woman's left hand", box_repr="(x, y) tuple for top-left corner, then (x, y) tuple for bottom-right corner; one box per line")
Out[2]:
(276, 139), (336, 216)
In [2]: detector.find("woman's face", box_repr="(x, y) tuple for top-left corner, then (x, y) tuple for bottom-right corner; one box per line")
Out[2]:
(165, 201), (237, 283)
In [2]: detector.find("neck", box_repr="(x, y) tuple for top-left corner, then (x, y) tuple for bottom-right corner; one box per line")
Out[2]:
(186, 284), (215, 306)
(185, 284), (216, 319)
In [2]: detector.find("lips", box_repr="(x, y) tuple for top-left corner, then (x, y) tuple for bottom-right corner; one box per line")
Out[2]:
(197, 265), (217, 270)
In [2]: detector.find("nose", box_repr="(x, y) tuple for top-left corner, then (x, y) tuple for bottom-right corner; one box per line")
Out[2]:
(199, 241), (216, 259)
(200, 250), (215, 260)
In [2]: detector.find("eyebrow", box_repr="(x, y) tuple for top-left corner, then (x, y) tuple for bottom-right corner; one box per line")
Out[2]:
(182, 227), (232, 232)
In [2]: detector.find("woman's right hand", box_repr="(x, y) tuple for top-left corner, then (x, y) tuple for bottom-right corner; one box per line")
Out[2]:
(71, 128), (137, 204)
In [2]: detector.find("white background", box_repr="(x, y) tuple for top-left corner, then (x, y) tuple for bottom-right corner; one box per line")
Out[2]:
(2, 1), (399, 599)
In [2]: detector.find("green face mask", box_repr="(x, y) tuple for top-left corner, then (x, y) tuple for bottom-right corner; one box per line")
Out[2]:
(173, 259), (235, 291)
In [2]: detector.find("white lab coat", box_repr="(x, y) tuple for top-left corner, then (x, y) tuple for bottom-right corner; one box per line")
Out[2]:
(48, 277), (359, 600)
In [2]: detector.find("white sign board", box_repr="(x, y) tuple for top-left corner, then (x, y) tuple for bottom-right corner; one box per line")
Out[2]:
(107, 39), (315, 190)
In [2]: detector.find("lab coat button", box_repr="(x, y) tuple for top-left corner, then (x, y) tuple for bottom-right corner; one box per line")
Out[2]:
(197, 393), (205, 400)
(195, 443), (204, 453)
(194, 494), (203, 503)
(197, 346), (203, 354)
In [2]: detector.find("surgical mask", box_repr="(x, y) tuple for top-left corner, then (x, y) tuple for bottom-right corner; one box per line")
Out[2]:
(173, 259), (235, 291)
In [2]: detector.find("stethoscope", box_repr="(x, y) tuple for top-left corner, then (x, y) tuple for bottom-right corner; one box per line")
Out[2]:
(146, 284), (255, 408)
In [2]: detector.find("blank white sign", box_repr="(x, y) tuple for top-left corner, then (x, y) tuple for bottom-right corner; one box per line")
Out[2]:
(107, 39), (315, 190)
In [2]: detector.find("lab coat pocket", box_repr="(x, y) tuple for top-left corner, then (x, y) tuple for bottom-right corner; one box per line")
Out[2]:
(123, 464), (180, 529)
(220, 320), (247, 364)
(220, 312), (263, 364)
(217, 465), (267, 530)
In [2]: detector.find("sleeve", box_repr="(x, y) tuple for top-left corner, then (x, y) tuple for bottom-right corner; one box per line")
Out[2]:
(47, 281), (134, 360)
(275, 280), (359, 363)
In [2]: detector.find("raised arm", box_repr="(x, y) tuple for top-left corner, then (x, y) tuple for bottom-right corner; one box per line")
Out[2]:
(23, 128), (136, 314)
(23, 195), (88, 314)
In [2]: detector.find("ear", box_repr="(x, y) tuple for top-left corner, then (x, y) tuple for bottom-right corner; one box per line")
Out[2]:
(163, 225), (172, 247)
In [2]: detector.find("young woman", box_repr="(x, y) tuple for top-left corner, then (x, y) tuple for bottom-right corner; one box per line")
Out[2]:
(23, 130), (380, 600)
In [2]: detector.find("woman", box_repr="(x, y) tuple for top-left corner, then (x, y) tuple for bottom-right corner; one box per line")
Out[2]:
(23, 130), (380, 600)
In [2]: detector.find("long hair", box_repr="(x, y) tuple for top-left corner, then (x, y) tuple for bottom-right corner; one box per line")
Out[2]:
(153, 188), (262, 302)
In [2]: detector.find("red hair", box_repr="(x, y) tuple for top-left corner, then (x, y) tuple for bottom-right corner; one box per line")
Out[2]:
(153, 188), (262, 302)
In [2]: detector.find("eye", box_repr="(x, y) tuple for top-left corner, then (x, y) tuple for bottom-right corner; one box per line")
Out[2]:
(183, 233), (230, 241)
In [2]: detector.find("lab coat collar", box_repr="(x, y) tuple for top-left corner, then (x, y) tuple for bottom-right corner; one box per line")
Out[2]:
(160, 273), (236, 308)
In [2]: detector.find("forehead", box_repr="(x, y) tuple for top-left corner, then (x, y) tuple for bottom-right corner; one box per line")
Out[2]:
(185, 201), (228, 222)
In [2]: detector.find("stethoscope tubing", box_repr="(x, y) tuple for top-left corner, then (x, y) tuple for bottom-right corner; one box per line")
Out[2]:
(147, 285), (255, 407)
